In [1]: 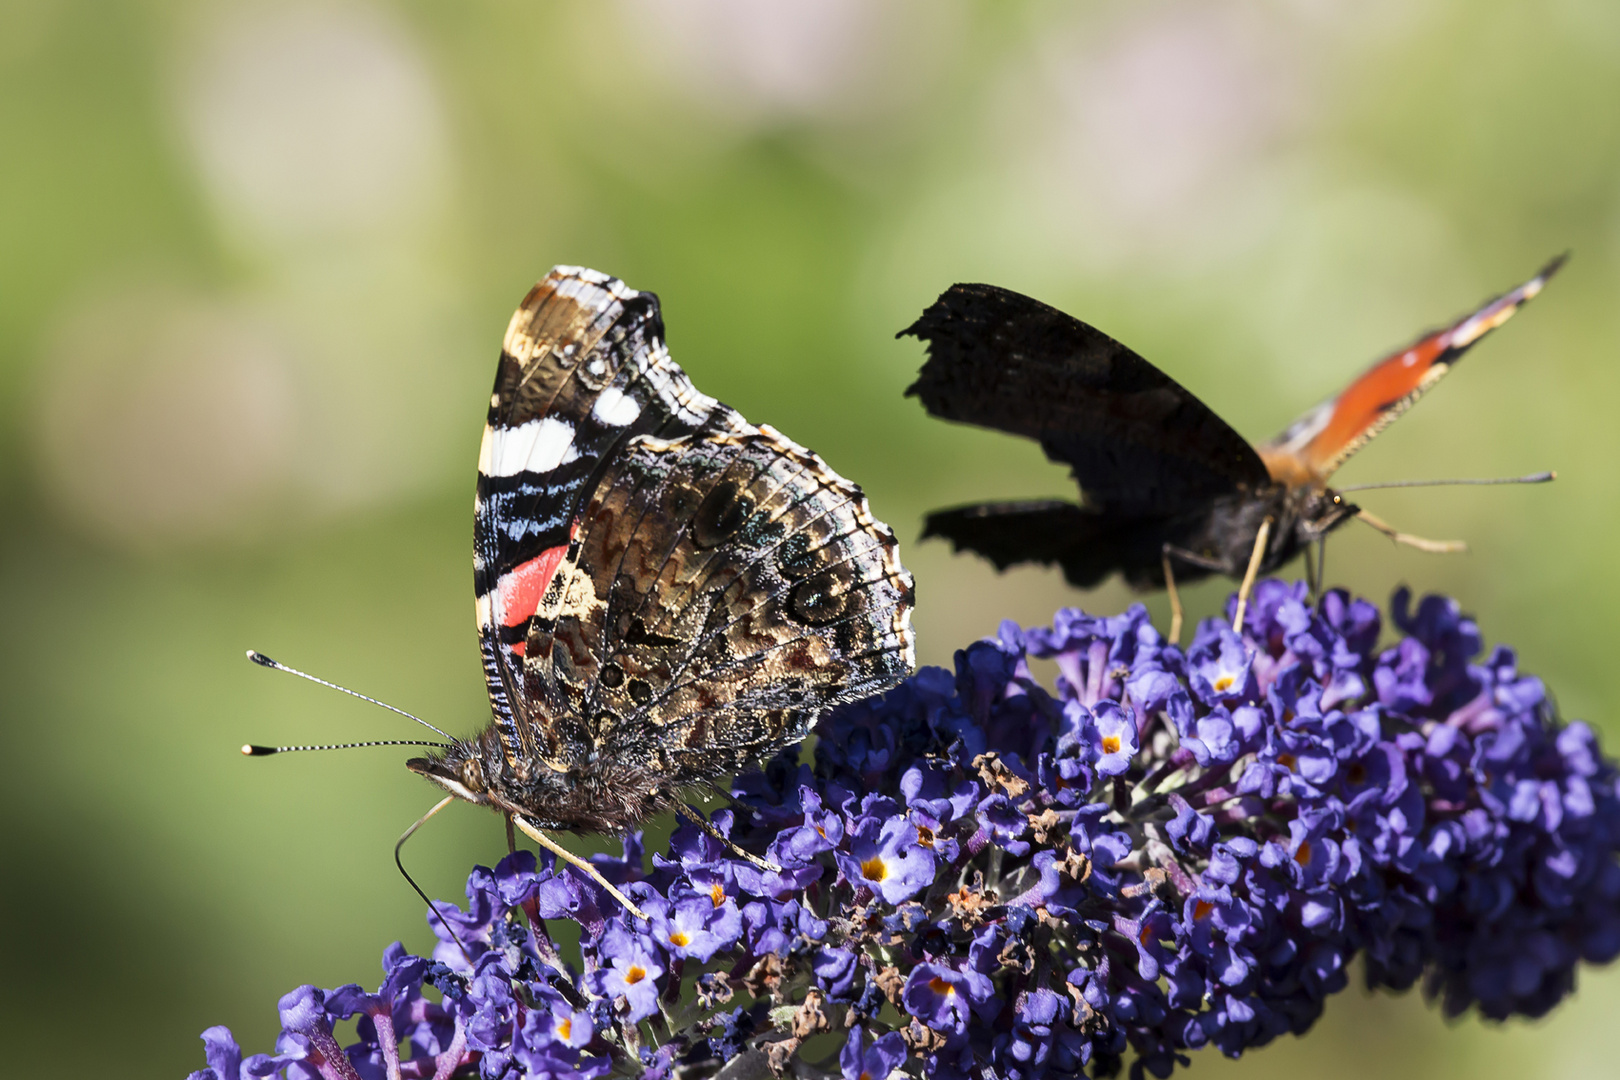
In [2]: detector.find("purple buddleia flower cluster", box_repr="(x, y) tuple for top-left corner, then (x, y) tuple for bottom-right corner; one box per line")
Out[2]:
(191, 582), (1620, 1080)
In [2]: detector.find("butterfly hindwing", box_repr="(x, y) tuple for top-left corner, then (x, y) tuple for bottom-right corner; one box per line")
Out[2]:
(922, 500), (1126, 587)
(903, 282), (1270, 515)
(1258, 255), (1565, 486)
(518, 425), (914, 784)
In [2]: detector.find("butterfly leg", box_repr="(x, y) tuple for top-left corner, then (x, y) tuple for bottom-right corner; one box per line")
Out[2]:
(505, 813), (518, 856)
(1161, 545), (1235, 645)
(1304, 539), (1322, 604)
(1354, 509), (1467, 554)
(676, 803), (782, 873)
(1231, 516), (1274, 633)
(511, 815), (649, 920)
(1160, 547), (1185, 646)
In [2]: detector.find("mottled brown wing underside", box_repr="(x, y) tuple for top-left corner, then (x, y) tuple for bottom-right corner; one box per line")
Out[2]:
(518, 426), (915, 782)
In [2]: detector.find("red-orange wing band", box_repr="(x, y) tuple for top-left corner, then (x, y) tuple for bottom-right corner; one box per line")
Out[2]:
(1257, 255), (1565, 487)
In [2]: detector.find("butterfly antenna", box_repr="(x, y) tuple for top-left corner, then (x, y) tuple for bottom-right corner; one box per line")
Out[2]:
(1337, 470), (1555, 493)
(396, 795), (476, 967)
(245, 650), (455, 741)
(243, 739), (448, 756)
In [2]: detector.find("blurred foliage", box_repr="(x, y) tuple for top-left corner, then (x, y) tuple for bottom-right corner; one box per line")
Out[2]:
(2, 0), (1619, 1076)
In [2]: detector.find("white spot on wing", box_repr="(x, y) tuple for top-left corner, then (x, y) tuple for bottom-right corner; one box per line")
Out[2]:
(592, 387), (641, 426)
(483, 416), (578, 477)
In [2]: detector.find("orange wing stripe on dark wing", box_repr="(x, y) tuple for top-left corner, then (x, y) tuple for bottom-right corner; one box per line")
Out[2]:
(1291, 325), (1455, 475)
(1259, 255), (1565, 485)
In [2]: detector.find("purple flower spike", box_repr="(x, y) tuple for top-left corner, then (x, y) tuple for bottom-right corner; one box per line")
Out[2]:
(194, 581), (1620, 1080)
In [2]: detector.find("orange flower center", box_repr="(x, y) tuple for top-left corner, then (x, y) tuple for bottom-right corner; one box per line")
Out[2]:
(624, 965), (647, 985)
(1101, 734), (1122, 755)
(916, 824), (936, 848)
(928, 977), (956, 996)
(557, 1018), (572, 1040)
(668, 931), (691, 947)
(1213, 674), (1236, 692)
(1193, 900), (1215, 921)
(861, 856), (888, 882)
(709, 883), (726, 908)
(1277, 752), (1296, 771)
(1295, 841), (1312, 866)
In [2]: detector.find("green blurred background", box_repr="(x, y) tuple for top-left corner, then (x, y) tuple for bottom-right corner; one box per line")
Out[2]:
(3, 1), (1618, 1076)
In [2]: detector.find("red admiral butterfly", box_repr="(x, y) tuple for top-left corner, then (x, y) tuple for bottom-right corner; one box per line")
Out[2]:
(396, 267), (915, 907)
(905, 258), (1562, 634)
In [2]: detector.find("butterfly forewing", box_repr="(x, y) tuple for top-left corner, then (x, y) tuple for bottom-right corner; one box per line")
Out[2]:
(903, 282), (1270, 514)
(1257, 255), (1565, 486)
(474, 267), (760, 767)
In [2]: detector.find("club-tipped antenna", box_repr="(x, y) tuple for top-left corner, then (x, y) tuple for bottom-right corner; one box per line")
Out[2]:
(244, 650), (454, 741)
(1337, 470), (1555, 493)
(243, 739), (448, 756)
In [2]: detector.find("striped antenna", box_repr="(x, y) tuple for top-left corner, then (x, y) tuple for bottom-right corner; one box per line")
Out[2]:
(243, 739), (448, 756)
(244, 650), (455, 742)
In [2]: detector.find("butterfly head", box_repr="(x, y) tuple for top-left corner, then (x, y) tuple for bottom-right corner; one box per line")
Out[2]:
(407, 739), (494, 807)
(1297, 487), (1358, 540)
